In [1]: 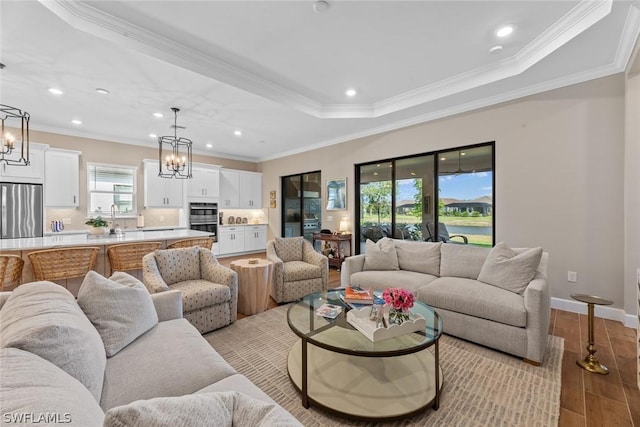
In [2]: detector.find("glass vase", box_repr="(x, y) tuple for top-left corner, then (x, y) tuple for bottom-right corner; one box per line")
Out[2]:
(388, 308), (410, 325)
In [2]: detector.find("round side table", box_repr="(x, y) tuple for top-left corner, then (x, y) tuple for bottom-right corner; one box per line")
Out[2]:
(230, 259), (274, 315)
(571, 293), (613, 375)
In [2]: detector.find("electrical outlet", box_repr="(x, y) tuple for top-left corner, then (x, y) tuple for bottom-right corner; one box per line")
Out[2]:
(567, 271), (577, 282)
(62, 217), (71, 224)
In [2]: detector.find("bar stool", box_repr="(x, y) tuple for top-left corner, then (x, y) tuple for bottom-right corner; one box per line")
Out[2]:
(167, 237), (214, 250)
(0, 254), (24, 290)
(107, 241), (162, 275)
(28, 247), (100, 282)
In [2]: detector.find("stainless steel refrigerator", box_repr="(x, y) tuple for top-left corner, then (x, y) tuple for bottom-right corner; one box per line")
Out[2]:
(1, 182), (43, 239)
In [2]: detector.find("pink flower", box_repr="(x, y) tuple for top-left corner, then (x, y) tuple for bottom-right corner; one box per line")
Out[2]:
(382, 287), (414, 312)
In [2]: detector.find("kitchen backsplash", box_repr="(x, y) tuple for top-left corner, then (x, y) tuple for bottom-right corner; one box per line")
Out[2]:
(45, 208), (181, 232)
(219, 208), (267, 225)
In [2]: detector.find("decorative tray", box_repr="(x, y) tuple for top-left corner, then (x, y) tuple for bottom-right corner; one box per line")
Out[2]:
(346, 307), (426, 342)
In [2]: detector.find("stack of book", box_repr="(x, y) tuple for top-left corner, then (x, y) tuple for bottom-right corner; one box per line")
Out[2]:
(315, 303), (342, 319)
(340, 287), (384, 309)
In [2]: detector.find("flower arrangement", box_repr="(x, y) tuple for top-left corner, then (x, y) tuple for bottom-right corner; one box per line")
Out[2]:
(382, 287), (415, 324)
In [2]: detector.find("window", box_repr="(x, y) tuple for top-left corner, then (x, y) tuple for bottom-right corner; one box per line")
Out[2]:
(87, 163), (137, 217)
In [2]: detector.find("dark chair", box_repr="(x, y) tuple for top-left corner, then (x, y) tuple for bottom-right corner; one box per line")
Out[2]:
(426, 222), (468, 244)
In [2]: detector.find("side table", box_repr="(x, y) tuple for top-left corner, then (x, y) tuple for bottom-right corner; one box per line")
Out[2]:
(571, 293), (613, 374)
(312, 233), (352, 270)
(230, 259), (273, 315)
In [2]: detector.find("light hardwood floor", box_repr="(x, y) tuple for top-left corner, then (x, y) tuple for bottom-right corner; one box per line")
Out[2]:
(219, 253), (640, 426)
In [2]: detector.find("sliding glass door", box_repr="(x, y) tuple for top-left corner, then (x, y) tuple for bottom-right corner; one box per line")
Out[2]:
(281, 171), (322, 242)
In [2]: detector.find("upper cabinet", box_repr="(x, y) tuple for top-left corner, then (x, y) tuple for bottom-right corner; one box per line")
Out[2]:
(220, 169), (262, 208)
(188, 165), (220, 201)
(0, 143), (47, 184)
(144, 160), (184, 208)
(45, 148), (80, 207)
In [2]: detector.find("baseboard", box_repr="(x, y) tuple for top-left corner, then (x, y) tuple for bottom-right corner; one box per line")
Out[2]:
(551, 297), (638, 329)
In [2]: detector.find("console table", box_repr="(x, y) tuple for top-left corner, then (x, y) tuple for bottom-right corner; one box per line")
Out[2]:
(312, 233), (352, 270)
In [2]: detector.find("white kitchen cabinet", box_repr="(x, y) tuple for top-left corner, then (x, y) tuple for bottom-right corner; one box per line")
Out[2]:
(244, 225), (267, 252)
(143, 160), (184, 208)
(188, 165), (220, 201)
(220, 169), (262, 208)
(44, 148), (80, 207)
(0, 143), (46, 184)
(218, 226), (245, 255)
(239, 172), (262, 208)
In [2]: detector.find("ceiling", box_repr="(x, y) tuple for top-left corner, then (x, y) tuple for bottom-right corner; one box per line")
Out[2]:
(1, 1), (639, 162)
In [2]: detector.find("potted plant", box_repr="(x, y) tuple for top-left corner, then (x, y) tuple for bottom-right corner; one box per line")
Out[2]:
(85, 216), (109, 235)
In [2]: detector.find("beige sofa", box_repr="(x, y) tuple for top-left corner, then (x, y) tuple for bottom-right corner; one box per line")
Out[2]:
(0, 276), (301, 426)
(341, 239), (550, 364)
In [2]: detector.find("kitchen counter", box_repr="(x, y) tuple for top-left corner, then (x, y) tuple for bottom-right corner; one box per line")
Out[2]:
(0, 229), (213, 251)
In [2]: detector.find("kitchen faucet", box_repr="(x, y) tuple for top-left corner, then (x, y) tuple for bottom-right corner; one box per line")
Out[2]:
(110, 204), (118, 235)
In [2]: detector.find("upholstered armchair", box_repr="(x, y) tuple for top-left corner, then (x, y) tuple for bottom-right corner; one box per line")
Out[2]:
(142, 246), (237, 334)
(266, 237), (328, 303)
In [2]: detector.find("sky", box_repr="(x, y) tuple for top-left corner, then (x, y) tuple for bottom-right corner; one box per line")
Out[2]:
(397, 172), (492, 201)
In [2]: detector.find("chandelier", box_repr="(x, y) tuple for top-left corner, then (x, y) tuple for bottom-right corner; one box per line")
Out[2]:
(158, 107), (192, 179)
(0, 104), (30, 166)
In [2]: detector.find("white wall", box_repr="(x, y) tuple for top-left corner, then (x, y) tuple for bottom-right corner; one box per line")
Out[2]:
(260, 75), (630, 320)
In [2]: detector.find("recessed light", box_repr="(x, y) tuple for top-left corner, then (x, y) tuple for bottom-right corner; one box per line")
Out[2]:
(153, 112), (164, 118)
(410, 172), (416, 176)
(461, 152), (466, 156)
(313, 1), (330, 13)
(373, 172), (378, 176)
(96, 88), (109, 95)
(345, 88), (357, 97)
(234, 130), (242, 137)
(71, 119), (82, 125)
(48, 88), (63, 95)
(206, 143), (213, 148)
(149, 133), (157, 138)
(440, 157), (446, 161)
(496, 25), (513, 38)
(489, 45), (503, 54)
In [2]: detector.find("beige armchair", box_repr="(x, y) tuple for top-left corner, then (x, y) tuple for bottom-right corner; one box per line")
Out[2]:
(266, 237), (328, 303)
(142, 246), (237, 334)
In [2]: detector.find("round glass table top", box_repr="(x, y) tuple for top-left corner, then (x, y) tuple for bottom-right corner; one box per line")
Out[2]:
(570, 294), (613, 306)
(286, 290), (442, 356)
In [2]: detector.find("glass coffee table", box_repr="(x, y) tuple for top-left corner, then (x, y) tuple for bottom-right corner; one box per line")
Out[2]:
(286, 290), (443, 421)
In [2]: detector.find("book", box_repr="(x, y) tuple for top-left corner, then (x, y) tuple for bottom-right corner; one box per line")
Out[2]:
(339, 293), (385, 310)
(343, 286), (375, 304)
(315, 303), (342, 319)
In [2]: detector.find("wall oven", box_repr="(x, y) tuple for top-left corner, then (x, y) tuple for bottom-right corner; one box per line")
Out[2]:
(189, 202), (218, 240)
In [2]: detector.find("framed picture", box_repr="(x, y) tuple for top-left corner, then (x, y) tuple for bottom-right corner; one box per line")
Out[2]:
(326, 178), (347, 211)
(269, 190), (276, 200)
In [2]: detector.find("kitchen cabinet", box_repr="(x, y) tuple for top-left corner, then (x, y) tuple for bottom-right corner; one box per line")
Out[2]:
(0, 143), (46, 184)
(218, 226), (245, 255)
(188, 165), (220, 201)
(44, 148), (80, 207)
(143, 160), (184, 208)
(244, 225), (267, 252)
(220, 169), (262, 208)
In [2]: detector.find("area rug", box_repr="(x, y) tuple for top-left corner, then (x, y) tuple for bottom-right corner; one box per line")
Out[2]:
(205, 305), (563, 426)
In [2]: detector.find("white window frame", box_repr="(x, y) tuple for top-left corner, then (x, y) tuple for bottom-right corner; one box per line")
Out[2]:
(86, 162), (138, 218)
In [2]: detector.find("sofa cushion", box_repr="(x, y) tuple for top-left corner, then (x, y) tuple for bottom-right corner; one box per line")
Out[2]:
(100, 318), (236, 410)
(477, 242), (543, 294)
(77, 271), (158, 357)
(0, 281), (107, 402)
(0, 348), (104, 427)
(350, 270), (437, 293)
(275, 237), (304, 262)
(418, 277), (527, 327)
(154, 247), (201, 285)
(196, 373), (277, 404)
(363, 238), (399, 271)
(439, 243), (490, 279)
(283, 260), (322, 282)
(170, 279), (231, 312)
(103, 391), (301, 427)
(393, 240), (441, 276)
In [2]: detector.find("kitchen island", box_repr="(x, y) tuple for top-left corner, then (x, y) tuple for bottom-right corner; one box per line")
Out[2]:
(1, 229), (214, 295)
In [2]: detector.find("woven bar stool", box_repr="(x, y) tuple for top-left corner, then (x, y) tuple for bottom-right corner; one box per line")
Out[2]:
(28, 247), (100, 282)
(107, 241), (162, 275)
(0, 254), (24, 290)
(167, 237), (214, 250)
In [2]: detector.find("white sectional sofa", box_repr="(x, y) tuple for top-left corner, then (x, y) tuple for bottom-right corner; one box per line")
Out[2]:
(341, 239), (550, 364)
(0, 275), (301, 426)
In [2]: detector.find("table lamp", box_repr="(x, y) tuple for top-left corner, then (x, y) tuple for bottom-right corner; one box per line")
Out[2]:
(339, 217), (350, 235)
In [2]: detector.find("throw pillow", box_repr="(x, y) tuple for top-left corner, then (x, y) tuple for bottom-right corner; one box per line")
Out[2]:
(394, 240), (442, 276)
(363, 238), (399, 271)
(274, 237), (304, 262)
(477, 242), (543, 294)
(154, 246), (201, 285)
(103, 391), (302, 427)
(0, 281), (107, 402)
(77, 271), (159, 357)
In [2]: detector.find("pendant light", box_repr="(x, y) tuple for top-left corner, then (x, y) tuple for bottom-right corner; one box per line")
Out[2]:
(158, 107), (192, 179)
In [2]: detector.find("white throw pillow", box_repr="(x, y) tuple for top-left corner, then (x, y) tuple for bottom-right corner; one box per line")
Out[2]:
(78, 271), (159, 357)
(477, 242), (543, 294)
(0, 281), (107, 402)
(394, 240), (442, 276)
(363, 238), (400, 271)
(103, 391), (302, 427)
